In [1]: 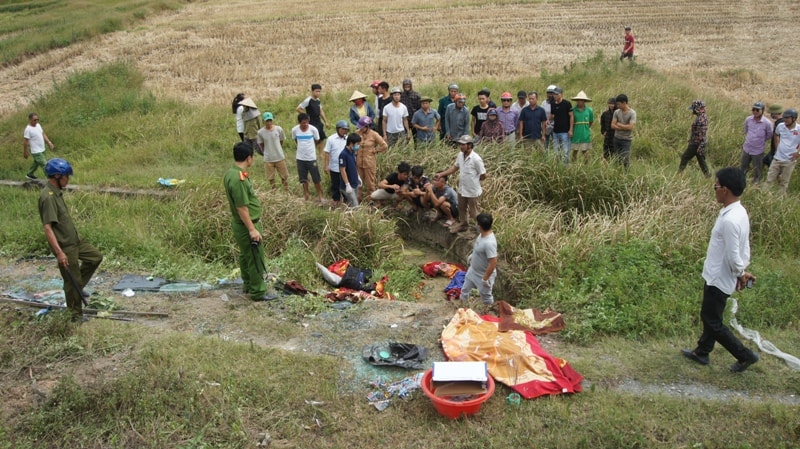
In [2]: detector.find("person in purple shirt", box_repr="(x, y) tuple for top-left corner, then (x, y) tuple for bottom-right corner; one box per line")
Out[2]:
(740, 102), (773, 185)
(496, 91), (519, 144)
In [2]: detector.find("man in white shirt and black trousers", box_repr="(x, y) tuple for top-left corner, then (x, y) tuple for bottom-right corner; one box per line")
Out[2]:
(682, 167), (760, 373)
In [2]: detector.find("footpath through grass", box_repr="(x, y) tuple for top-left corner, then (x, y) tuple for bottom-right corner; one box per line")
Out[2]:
(1, 57), (799, 447)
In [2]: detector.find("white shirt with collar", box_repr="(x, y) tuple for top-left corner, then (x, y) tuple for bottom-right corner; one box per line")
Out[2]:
(702, 200), (750, 295)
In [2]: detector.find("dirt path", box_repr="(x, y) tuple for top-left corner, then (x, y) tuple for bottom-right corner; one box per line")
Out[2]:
(3, 252), (798, 409)
(2, 0), (797, 117)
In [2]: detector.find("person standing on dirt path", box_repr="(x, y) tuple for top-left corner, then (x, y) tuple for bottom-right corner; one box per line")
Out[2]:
(224, 142), (274, 302)
(620, 26), (635, 61)
(740, 102), (772, 185)
(678, 99), (710, 177)
(682, 167), (759, 373)
(460, 212), (497, 305)
(39, 158), (103, 321)
(296, 84), (329, 151)
(24, 113), (55, 181)
(257, 112), (289, 191)
(611, 94), (636, 169)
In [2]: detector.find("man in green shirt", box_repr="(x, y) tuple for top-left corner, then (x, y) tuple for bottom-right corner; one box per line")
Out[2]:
(38, 158), (103, 321)
(224, 142), (275, 301)
(570, 91), (594, 163)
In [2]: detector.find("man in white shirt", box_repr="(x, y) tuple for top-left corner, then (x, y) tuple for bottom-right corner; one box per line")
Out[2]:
(682, 167), (759, 373)
(323, 121), (350, 207)
(382, 87), (410, 148)
(765, 108), (800, 193)
(435, 135), (486, 235)
(291, 113), (324, 202)
(23, 113), (54, 180)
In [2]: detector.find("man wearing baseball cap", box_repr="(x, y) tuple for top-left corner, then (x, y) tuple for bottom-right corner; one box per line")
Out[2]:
(445, 94), (470, 146)
(678, 99), (710, 177)
(740, 102), (773, 184)
(497, 91), (519, 143)
(435, 135), (487, 235)
(550, 86), (573, 164)
(438, 83), (460, 141)
(257, 112), (289, 191)
(323, 120), (351, 207)
(411, 96), (440, 145)
(511, 90), (528, 115)
(370, 79), (381, 111)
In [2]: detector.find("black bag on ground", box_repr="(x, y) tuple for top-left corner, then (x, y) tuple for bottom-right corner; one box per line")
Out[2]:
(339, 265), (374, 291)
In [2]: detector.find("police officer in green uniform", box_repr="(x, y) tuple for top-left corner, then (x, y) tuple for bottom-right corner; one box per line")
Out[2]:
(38, 158), (103, 321)
(224, 142), (275, 301)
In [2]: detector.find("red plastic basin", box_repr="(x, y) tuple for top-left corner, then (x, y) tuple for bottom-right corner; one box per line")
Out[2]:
(420, 368), (495, 419)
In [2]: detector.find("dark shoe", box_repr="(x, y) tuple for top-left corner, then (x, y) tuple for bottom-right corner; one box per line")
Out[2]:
(681, 349), (710, 365)
(253, 293), (278, 302)
(25, 174), (37, 180)
(730, 353), (759, 373)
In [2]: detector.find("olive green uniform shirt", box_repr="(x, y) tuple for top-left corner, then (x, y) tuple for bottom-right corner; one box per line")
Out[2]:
(38, 182), (80, 248)
(223, 166), (261, 223)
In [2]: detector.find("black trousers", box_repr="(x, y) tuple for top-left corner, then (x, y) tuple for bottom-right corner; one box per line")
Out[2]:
(695, 284), (753, 362)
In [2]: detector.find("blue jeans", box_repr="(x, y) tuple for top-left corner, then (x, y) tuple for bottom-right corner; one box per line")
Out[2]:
(552, 133), (571, 163)
(612, 137), (632, 169)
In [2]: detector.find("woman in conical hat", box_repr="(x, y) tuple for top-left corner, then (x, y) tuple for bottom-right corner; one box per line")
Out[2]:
(348, 90), (375, 128)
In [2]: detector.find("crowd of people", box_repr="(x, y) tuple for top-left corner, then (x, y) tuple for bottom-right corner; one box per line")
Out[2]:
(22, 24), (795, 322)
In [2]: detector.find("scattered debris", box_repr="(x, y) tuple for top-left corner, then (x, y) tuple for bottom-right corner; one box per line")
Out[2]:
(366, 372), (424, 411)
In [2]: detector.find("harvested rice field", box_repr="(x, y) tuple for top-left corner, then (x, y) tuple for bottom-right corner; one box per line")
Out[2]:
(1, 0), (797, 114)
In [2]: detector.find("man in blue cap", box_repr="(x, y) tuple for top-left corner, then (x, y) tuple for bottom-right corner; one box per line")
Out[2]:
(39, 158), (103, 321)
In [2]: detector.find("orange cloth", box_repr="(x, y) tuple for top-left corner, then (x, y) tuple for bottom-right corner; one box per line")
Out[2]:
(441, 308), (582, 399)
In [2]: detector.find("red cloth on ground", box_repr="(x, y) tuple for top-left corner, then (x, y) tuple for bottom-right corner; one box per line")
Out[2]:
(441, 308), (582, 399)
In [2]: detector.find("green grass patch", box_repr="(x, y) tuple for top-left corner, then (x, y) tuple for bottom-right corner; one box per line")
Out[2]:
(0, 0), (186, 66)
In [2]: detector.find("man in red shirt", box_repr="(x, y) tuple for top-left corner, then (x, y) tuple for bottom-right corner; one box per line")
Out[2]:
(620, 26), (635, 61)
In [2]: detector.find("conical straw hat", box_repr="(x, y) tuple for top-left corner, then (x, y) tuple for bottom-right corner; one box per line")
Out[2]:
(238, 97), (258, 108)
(571, 91), (592, 102)
(349, 90), (368, 102)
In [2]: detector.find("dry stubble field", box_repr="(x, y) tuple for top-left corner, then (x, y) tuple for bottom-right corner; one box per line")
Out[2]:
(1, 0), (799, 116)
